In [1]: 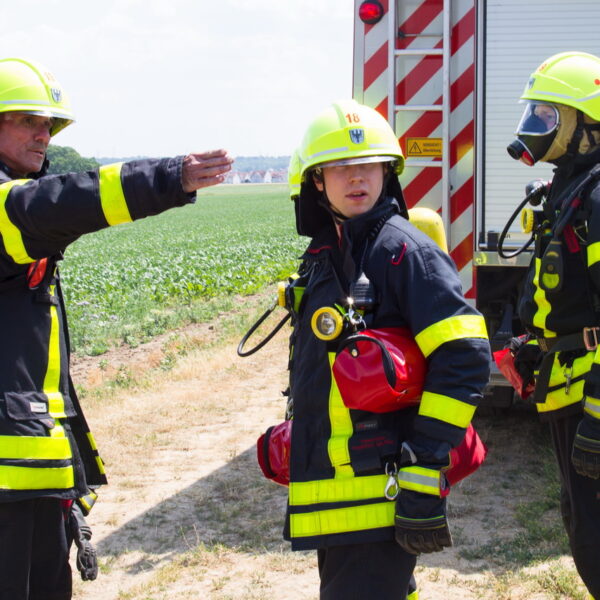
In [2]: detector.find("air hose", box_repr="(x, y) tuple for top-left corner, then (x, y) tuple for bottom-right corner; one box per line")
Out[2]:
(237, 302), (291, 357)
(497, 180), (548, 259)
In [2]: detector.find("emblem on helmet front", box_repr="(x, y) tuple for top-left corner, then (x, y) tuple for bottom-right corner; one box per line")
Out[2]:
(349, 129), (365, 144)
(51, 88), (62, 103)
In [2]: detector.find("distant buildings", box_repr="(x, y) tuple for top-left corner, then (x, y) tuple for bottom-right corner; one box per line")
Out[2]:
(224, 167), (288, 184)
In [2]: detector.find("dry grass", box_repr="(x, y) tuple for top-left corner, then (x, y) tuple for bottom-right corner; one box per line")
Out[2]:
(69, 294), (589, 600)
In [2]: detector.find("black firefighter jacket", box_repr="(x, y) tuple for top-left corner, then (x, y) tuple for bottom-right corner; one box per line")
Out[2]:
(518, 156), (600, 421)
(0, 157), (194, 502)
(284, 197), (491, 550)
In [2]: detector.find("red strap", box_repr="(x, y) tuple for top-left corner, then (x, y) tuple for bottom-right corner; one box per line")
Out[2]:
(391, 243), (407, 265)
(563, 225), (580, 253)
(27, 258), (48, 289)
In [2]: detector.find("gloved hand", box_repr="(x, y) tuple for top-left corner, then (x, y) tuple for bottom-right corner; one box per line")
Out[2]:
(572, 416), (600, 479)
(510, 335), (542, 396)
(394, 489), (452, 555)
(69, 504), (98, 581)
(75, 530), (98, 581)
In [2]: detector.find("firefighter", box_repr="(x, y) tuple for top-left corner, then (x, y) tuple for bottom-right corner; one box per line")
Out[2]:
(0, 57), (232, 600)
(506, 51), (600, 599)
(282, 99), (491, 599)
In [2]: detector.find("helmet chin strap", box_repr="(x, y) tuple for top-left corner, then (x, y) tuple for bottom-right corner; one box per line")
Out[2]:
(318, 193), (348, 224)
(565, 111), (585, 161)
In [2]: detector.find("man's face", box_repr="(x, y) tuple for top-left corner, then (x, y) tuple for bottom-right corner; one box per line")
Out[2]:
(314, 161), (385, 219)
(533, 103), (558, 130)
(0, 112), (53, 177)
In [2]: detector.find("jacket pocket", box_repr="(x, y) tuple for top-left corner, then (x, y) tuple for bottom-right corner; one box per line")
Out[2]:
(4, 391), (77, 420)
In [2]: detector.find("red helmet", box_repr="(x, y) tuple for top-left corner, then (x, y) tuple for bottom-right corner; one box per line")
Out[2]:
(332, 328), (426, 413)
(256, 420), (487, 490)
(256, 420), (291, 486)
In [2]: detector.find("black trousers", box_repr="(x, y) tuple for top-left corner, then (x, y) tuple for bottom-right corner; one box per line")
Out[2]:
(317, 540), (417, 600)
(0, 498), (72, 600)
(549, 414), (600, 598)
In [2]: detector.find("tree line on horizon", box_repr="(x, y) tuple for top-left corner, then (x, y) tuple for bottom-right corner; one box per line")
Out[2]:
(47, 146), (290, 175)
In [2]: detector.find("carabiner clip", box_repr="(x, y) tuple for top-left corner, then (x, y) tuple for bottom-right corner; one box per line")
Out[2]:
(347, 306), (365, 329)
(384, 462), (400, 500)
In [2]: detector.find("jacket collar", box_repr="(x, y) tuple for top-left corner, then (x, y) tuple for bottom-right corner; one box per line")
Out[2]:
(304, 196), (401, 257)
(0, 157), (49, 182)
(340, 196), (400, 244)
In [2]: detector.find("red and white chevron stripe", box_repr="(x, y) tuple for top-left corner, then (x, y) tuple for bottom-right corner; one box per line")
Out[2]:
(355, 0), (476, 298)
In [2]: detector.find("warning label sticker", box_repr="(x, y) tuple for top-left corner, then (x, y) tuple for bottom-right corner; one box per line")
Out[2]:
(406, 137), (443, 157)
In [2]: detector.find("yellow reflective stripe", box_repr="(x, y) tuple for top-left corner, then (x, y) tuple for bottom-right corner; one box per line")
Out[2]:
(290, 501), (394, 538)
(588, 241), (600, 268)
(98, 163), (131, 225)
(407, 591), (419, 600)
(537, 353), (591, 414)
(95, 454), (106, 475)
(397, 465), (442, 496)
(584, 396), (600, 420)
(327, 352), (353, 477)
(291, 287), (304, 313)
(42, 286), (66, 418)
(0, 465), (74, 490)
(0, 179), (34, 264)
(415, 315), (487, 358)
(49, 423), (67, 439)
(532, 258), (554, 334)
(538, 383), (583, 413)
(47, 393), (67, 419)
(78, 490), (98, 514)
(419, 391), (475, 429)
(0, 434), (71, 460)
(289, 474), (387, 506)
(86, 431), (99, 451)
(86, 432), (105, 474)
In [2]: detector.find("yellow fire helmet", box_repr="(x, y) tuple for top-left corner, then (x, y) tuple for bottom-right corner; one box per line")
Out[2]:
(0, 57), (74, 136)
(298, 99), (404, 181)
(294, 100), (407, 236)
(508, 52), (600, 165)
(521, 51), (600, 120)
(288, 147), (302, 200)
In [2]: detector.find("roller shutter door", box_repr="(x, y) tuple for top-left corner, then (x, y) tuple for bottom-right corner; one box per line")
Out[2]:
(481, 0), (600, 245)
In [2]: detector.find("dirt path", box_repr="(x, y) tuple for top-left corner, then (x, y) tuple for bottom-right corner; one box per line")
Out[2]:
(67, 322), (585, 600)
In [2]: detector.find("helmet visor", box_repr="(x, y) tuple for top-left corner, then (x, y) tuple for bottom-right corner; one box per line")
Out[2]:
(515, 102), (560, 136)
(317, 155), (397, 169)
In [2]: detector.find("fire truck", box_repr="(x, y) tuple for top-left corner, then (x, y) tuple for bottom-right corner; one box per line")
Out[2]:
(353, 0), (600, 407)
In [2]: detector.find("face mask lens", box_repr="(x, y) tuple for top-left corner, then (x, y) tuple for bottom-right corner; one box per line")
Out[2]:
(516, 103), (559, 135)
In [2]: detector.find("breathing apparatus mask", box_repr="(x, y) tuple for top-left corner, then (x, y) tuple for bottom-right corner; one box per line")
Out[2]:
(508, 102), (600, 166)
(507, 102), (561, 166)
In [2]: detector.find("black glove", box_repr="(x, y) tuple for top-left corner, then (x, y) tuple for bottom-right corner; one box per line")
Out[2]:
(510, 335), (542, 390)
(69, 504), (98, 581)
(394, 489), (452, 555)
(572, 416), (600, 479)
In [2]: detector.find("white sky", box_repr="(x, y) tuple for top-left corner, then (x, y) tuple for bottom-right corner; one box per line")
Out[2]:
(1, 0), (354, 159)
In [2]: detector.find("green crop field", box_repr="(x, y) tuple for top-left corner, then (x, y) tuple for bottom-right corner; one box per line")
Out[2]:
(60, 184), (306, 355)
